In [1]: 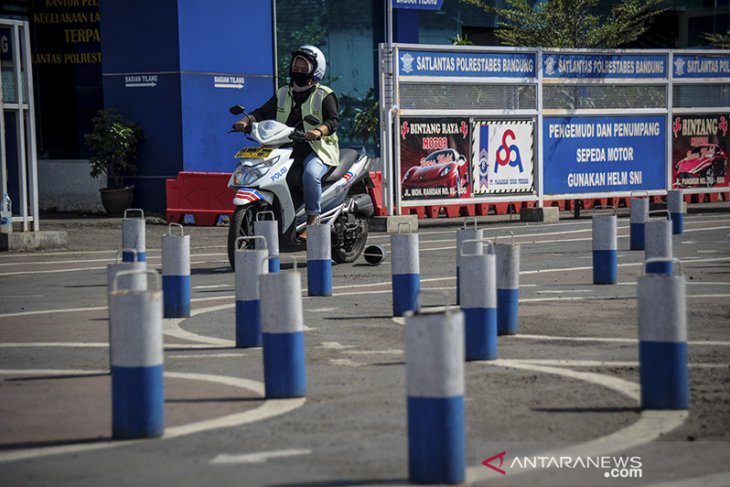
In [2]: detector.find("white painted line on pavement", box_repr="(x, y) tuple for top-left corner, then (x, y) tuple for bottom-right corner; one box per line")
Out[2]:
(0, 369), (305, 463)
(318, 342), (356, 350)
(466, 359), (688, 483)
(511, 334), (730, 346)
(329, 358), (362, 367)
(168, 353), (246, 359)
(515, 359), (727, 369)
(210, 449), (311, 465)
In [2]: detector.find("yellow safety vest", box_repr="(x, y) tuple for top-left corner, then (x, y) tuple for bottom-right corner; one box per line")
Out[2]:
(276, 84), (340, 167)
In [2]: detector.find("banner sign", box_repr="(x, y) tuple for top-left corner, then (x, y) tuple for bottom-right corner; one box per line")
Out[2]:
(393, 0), (444, 10)
(472, 120), (534, 194)
(399, 117), (471, 201)
(399, 50), (536, 78)
(542, 53), (667, 79)
(671, 114), (730, 188)
(673, 54), (730, 79)
(543, 116), (666, 195)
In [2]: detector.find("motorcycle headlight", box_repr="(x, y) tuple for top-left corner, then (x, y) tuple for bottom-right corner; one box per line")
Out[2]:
(233, 156), (280, 186)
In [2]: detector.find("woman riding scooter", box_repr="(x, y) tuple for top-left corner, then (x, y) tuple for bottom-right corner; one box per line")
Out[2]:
(233, 44), (339, 240)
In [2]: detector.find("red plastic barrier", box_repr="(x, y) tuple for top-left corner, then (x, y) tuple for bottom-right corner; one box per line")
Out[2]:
(166, 172), (234, 226)
(367, 171), (388, 217)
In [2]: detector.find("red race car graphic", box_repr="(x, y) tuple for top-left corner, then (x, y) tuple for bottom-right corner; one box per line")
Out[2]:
(401, 148), (468, 198)
(674, 144), (728, 188)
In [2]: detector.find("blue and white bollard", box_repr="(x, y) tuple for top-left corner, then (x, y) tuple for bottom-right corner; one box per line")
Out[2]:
(255, 211), (279, 273)
(122, 209), (146, 262)
(592, 207), (618, 285)
(638, 261), (688, 409)
(667, 189), (684, 235)
(455, 219), (482, 306)
(107, 250), (146, 366)
(306, 223), (332, 296)
(645, 211), (673, 275)
(235, 236), (269, 348)
(391, 223), (420, 317)
(496, 237), (520, 335)
(406, 300), (465, 484)
(110, 269), (164, 439)
(460, 239), (497, 360)
(260, 257), (306, 398)
(629, 196), (648, 251)
(107, 249), (146, 310)
(161, 223), (190, 318)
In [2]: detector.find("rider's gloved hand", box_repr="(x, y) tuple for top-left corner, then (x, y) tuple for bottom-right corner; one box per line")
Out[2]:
(233, 116), (253, 133)
(305, 128), (323, 141)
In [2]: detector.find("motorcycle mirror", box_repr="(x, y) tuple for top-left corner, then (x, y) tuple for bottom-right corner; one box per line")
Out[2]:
(304, 115), (321, 126)
(229, 105), (246, 115)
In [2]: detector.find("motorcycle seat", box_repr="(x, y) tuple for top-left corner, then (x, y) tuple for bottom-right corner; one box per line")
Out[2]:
(324, 148), (360, 183)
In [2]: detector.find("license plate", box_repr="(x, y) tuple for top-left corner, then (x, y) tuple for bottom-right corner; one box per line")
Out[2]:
(235, 147), (272, 159)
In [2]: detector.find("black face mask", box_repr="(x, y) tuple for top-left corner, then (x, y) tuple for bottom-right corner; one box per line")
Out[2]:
(290, 71), (311, 88)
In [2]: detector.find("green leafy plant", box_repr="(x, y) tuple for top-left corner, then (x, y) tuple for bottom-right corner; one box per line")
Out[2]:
(460, 0), (663, 48)
(703, 32), (730, 49)
(449, 34), (473, 46)
(84, 107), (144, 189)
(352, 88), (379, 148)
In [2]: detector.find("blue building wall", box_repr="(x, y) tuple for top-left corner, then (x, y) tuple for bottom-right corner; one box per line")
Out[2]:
(99, 0), (276, 212)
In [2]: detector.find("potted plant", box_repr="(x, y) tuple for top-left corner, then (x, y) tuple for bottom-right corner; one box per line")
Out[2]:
(84, 107), (144, 216)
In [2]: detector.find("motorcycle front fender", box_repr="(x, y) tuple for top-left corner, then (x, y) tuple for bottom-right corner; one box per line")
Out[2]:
(232, 188), (275, 206)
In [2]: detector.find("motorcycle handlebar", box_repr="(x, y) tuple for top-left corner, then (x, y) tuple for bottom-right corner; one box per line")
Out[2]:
(289, 130), (308, 142)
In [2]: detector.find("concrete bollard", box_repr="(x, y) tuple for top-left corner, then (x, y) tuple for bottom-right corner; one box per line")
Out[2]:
(638, 262), (688, 409)
(391, 223), (420, 317)
(260, 257), (306, 398)
(235, 236), (269, 348)
(460, 239), (497, 360)
(496, 236), (521, 335)
(161, 223), (190, 318)
(107, 249), (146, 311)
(306, 223), (332, 296)
(254, 211), (279, 273)
(629, 195), (649, 251)
(122, 209), (146, 262)
(455, 218), (483, 306)
(667, 189), (684, 235)
(107, 250), (146, 367)
(406, 299), (465, 484)
(110, 269), (164, 439)
(592, 207), (618, 285)
(645, 210), (673, 275)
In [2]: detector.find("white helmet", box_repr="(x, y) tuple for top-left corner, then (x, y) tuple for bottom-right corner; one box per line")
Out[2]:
(291, 45), (326, 82)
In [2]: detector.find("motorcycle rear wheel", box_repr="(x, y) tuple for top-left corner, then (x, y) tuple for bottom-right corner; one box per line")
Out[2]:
(227, 205), (258, 270)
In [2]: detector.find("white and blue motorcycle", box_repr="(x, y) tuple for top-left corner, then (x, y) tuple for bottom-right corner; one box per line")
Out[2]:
(226, 105), (374, 269)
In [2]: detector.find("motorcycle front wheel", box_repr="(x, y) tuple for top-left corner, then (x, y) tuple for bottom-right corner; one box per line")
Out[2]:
(332, 217), (369, 264)
(227, 205), (258, 270)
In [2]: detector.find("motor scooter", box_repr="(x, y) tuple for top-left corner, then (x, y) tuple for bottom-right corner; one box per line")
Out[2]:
(226, 105), (374, 269)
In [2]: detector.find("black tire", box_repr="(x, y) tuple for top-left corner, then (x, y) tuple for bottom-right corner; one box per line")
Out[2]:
(332, 218), (369, 264)
(227, 205), (257, 270)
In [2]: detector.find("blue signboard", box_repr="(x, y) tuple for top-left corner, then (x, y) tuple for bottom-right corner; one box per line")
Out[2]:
(542, 53), (667, 79)
(673, 54), (730, 79)
(398, 50), (536, 78)
(543, 116), (666, 195)
(393, 0), (443, 10)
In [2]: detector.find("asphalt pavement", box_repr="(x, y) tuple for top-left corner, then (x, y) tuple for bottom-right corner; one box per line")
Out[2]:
(0, 208), (729, 486)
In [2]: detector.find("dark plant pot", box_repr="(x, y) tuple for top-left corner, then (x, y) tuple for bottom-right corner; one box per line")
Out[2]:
(100, 186), (134, 217)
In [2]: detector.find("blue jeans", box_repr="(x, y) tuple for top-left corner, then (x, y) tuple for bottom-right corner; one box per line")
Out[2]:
(302, 153), (329, 216)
